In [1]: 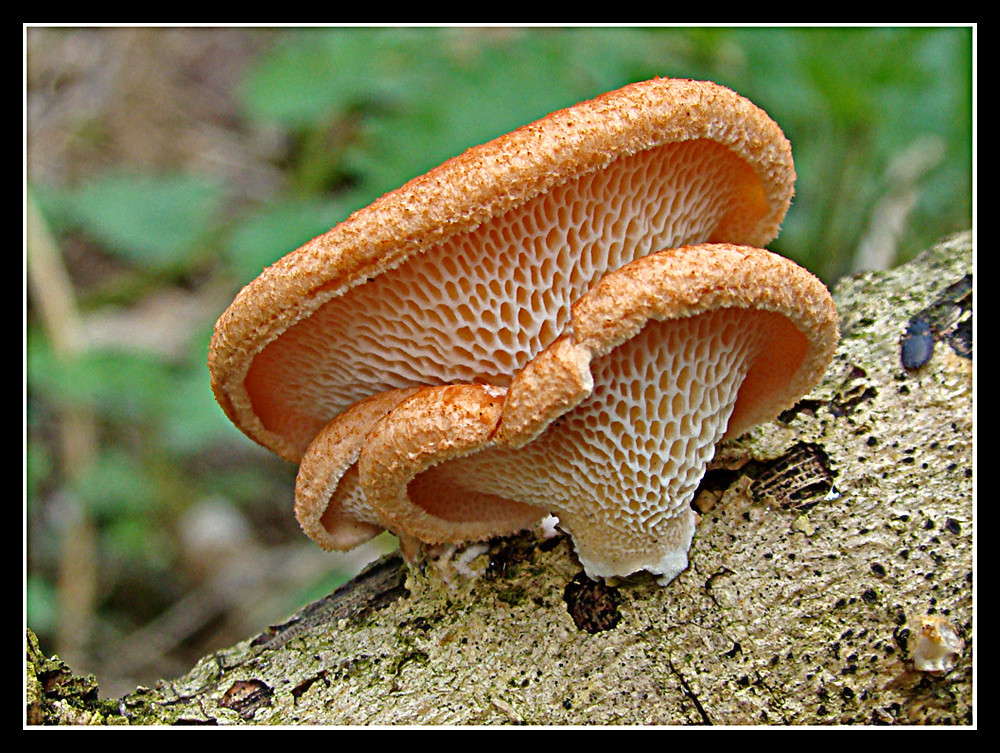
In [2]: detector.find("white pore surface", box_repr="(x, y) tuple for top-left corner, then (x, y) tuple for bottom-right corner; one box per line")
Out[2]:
(245, 140), (757, 450)
(413, 307), (776, 579)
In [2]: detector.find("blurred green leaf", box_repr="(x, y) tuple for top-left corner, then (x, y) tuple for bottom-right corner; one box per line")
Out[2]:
(25, 436), (54, 504)
(43, 172), (224, 272)
(223, 197), (352, 280)
(237, 26), (971, 282)
(73, 448), (160, 518)
(239, 27), (429, 127)
(27, 331), (174, 422)
(25, 574), (58, 636)
(102, 514), (173, 566)
(160, 366), (254, 455)
(720, 26), (972, 279)
(242, 28), (675, 205)
(345, 35), (579, 194)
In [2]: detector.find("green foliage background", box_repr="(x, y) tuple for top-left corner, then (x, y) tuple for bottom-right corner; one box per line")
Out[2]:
(25, 26), (973, 694)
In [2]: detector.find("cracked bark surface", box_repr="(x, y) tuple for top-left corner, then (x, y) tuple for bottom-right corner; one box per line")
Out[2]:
(27, 232), (974, 726)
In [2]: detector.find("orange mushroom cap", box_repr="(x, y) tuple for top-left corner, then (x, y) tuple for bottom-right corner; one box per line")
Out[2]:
(208, 78), (796, 464)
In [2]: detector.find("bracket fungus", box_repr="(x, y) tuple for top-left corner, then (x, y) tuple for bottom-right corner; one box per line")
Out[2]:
(319, 244), (838, 582)
(209, 77), (839, 583)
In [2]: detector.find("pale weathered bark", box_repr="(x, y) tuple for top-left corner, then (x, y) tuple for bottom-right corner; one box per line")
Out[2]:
(27, 231), (974, 726)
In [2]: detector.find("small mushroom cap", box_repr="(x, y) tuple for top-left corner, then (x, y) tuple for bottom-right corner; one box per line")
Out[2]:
(294, 386), (420, 550)
(209, 78), (796, 463)
(357, 383), (549, 546)
(296, 244), (838, 580)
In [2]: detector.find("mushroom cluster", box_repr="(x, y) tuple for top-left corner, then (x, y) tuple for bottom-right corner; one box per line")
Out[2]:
(209, 78), (839, 583)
